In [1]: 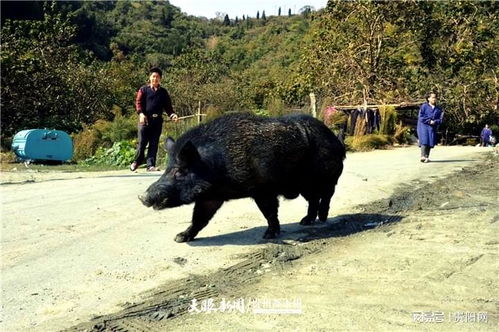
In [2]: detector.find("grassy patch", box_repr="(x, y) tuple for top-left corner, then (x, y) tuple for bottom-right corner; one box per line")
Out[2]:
(345, 134), (392, 152)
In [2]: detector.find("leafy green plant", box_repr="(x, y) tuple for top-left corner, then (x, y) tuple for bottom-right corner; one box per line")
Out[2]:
(82, 140), (135, 167)
(252, 109), (270, 117)
(72, 108), (137, 161)
(489, 125), (499, 137)
(100, 108), (137, 143)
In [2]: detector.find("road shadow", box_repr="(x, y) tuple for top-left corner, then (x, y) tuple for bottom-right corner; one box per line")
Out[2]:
(188, 213), (403, 247)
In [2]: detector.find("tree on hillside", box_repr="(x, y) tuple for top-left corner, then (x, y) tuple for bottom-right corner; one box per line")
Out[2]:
(262, 10), (266, 21)
(295, 0), (498, 135)
(70, 1), (116, 60)
(215, 12), (225, 21)
(300, 6), (313, 18)
(257, 11), (260, 19)
(1, 3), (115, 144)
(223, 14), (230, 26)
(278, 7), (281, 16)
(297, 1), (426, 104)
(419, 1), (499, 133)
(0, 0), (43, 21)
(288, 8), (292, 16)
(165, 49), (247, 114)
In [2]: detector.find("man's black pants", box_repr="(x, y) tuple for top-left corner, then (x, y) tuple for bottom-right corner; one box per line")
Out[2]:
(134, 119), (163, 167)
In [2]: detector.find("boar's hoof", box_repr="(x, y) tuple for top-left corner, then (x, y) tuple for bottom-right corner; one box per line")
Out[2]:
(263, 228), (280, 239)
(175, 231), (195, 243)
(318, 213), (328, 222)
(299, 216), (316, 225)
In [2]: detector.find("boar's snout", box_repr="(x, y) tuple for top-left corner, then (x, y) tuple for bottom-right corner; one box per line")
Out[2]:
(138, 193), (151, 207)
(138, 193), (168, 210)
(138, 183), (177, 210)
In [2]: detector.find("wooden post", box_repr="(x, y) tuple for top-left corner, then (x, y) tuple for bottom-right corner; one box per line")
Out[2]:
(362, 88), (368, 111)
(309, 93), (317, 118)
(197, 101), (201, 124)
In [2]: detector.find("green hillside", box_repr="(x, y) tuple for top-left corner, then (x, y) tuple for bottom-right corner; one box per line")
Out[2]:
(1, 0), (498, 152)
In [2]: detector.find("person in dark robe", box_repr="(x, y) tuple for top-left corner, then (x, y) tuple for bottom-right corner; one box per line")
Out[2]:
(480, 124), (492, 147)
(417, 92), (443, 163)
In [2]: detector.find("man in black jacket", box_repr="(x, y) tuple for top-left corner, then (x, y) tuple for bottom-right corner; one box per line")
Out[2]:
(130, 67), (178, 172)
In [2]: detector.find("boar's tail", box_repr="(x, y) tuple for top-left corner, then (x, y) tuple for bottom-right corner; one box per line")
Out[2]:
(337, 129), (345, 147)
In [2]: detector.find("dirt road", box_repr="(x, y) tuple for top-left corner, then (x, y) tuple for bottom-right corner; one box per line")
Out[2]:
(0, 146), (496, 331)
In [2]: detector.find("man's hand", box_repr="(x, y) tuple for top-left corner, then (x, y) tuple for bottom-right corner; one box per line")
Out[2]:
(139, 113), (148, 125)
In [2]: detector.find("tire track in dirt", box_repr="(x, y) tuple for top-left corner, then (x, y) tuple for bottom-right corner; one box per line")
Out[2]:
(67, 217), (405, 331)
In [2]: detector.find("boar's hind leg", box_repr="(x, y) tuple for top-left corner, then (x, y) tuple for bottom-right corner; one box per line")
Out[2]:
(254, 195), (281, 239)
(175, 199), (223, 243)
(299, 193), (319, 225)
(318, 187), (335, 222)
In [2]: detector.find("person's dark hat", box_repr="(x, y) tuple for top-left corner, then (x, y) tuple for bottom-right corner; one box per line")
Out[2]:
(149, 67), (162, 78)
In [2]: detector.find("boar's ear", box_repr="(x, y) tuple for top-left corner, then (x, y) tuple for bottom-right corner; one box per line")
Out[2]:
(165, 137), (175, 153)
(178, 141), (200, 164)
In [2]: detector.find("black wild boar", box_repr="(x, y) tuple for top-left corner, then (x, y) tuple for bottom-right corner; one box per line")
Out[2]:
(139, 112), (345, 242)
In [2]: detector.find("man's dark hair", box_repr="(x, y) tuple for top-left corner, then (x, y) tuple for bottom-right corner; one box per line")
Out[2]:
(426, 91), (437, 101)
(149, 67), (162, 78)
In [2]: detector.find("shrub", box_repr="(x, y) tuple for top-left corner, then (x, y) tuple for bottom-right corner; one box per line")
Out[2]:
(83, 140), (136, 167)
(379, 106), (398, 135)
(321, 107), (347, 129)
(490, 124), (499, 137)
(101, 107), (137, 143)
(345, 134), (392, 152)
(253, 108), (270, 117)
(72, 124), (102, 161)
(72, 108), (137, 161)
(163, 116), (199, 140)
(393, 121), (411, 144)
(157, 117), (202, 167)
(1, 151), (16, 163)
(319, 97), (335, 116)
(321, 106), (348, 140)
(265, 96), (286, 116)
(205, 105), (224, 122)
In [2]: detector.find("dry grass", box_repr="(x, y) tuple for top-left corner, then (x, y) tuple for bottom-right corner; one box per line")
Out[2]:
(345, 134), (392, 151)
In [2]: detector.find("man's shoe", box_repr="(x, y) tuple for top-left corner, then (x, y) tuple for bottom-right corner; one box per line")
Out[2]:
(147, 166), (160, 172)
(424, 158), (430, 163)
(130, 162), (138, 171)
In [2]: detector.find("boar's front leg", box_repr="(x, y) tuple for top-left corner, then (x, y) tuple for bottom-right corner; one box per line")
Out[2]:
(254, 195), (281, 239)
(175, 199), (223, 243)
